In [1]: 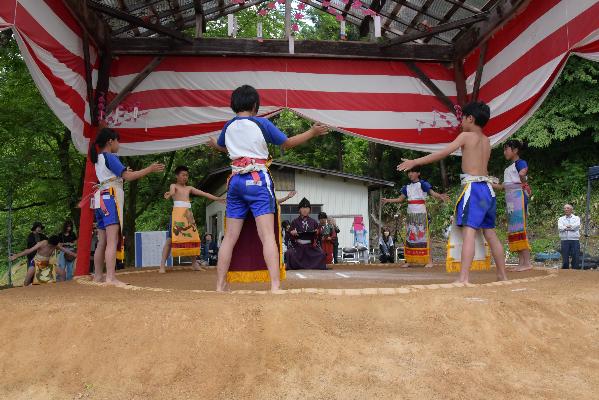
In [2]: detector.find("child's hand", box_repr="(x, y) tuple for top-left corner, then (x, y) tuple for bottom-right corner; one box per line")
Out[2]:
(381, 198), (390, 204)
(290, 229), (298, 236)
(217, 196), (226, 204)
(207, 137), (218, 148)
(9, 254), (17, 261)
(397, 158), (417, 172)
(164, 191), (172, 199)
(310, 123), (329, 137)
(439, 193), (450, 202)
(149, 163), (165, 173)
(288, 190), (297, 198)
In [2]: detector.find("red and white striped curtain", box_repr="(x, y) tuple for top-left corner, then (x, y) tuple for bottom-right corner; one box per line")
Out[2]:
(2, 0), (599, 156)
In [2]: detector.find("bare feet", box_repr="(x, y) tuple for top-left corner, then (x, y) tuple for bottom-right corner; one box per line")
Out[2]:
(514, 265), (533, 272)
(216, 282), (230, 292)
(400, 263), (410, 268)
(159, 266), (166, 274)
(424, 263), (434, 269)
(453, 279), (468, 284)
(193, 266), (207, 272)
(93, 273), (104, 283)
(496, 273), (508, 281)
(104, 278), (128, 287)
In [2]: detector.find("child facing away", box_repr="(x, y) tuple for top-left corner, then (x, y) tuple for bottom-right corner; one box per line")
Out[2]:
(90, 128), (164, 287)
(492, 139), (532, 272)
(159, 165), (224, 274)
(10, 235), (77, 286)
(397, 101), (508, 284)
(207, 84), (328, 291)
(382, 166), (449, 268)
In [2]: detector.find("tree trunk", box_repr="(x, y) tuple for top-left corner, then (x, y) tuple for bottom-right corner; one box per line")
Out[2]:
(56, 128), (82, 227)
(367, 142), (383, 178)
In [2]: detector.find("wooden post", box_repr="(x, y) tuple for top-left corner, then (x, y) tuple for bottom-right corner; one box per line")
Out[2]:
(195, 13), (203, 38)
(285, 0), (291, 39)
(454, 59), (468, 106)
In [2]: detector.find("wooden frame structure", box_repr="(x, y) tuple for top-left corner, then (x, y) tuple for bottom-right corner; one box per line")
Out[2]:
(64, 0), (531, 125)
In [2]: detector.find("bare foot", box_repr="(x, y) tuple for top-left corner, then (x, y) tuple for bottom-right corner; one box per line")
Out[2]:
(496, 274), (508, 282)
(400, 263), (410, 268)
(159, 266), (166, 274)
(514, 265), (533, 272)
(216, 282), (230, 292)
(193, 266), (207, 272)
(452, 279), (468, 284)
(424, 263), (434, 269)
(93, 273), (104, 283)
(104, 278), (128, 287)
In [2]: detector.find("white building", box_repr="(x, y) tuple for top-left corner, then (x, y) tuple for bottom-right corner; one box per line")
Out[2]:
(201, 161), (394, 248)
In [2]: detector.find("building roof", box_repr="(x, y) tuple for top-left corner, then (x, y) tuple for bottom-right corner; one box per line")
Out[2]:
(200, 160), (395, 190)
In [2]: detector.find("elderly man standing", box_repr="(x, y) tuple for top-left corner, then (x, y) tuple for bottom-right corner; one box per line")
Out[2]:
(558, 204), (581, 269)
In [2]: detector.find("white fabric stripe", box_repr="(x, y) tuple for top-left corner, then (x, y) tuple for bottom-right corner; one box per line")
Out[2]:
(113, 106), (457, 131)
(466, 0), (596, 87)
(13, 30), (86, 153)
(18, 0), (83, 58)
(23, 32), (89, 118)
(109, 70), (457, 96)
(486, 54), (564, 117)
(293, 108), (458, 130)
(262, 170), (276, 210)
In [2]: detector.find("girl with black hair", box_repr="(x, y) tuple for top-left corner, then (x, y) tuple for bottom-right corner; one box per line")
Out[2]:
(57, 220), (77, 280)
(90, 128), (164, 286)
(493, 139), (532, 272)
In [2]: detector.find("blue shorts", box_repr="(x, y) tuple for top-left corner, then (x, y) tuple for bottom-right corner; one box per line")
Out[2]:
(456, 182), (496, 229)
(226, 171), (276, 219)
(95, 194), (120, 230)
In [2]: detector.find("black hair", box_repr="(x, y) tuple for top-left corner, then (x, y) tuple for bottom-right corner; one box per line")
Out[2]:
(503, 139), (527, 153)
(230, 85), (260, 114)
(62, 220), (74, 234)
(31, 221), (44, 232)
(48, 235), (60, 246)
(407, 166), (421, 173)
(204, 233), (213, 240)
(282, 220), (290, 229)
(174, 165), (189, 175)
(462, 101), (491, 128)
(90, 128), (120, 164)
(318, 212), (328, 220)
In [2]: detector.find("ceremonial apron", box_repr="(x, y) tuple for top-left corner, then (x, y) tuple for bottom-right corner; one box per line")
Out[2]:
(93, 177), (125, 261)
(404, 182), (430, 264)
(171, 201), (201, 257)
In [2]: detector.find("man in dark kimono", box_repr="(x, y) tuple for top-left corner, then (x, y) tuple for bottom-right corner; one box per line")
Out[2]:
(285, 198), (327, 270)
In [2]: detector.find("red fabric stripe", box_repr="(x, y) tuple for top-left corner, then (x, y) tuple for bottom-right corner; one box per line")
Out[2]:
(508, 232), (528, 242)
(108, 88), (455, 113)
(171, 242), (200, 249)
(15, 3), (85, 77)
(110, 55), (453, 80)
(408, 200), (426, 204)
(405, 248), (428, 256)
(41, 0), (82, 37)
(19, 33), (87, 121)
(0, 1), (15, 24)
(464, 0), (561, 74)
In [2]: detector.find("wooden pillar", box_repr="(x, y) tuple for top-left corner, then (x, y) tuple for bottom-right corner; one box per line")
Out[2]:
(284, 0), (291, 38)
(195, 13), (203, 38)
(453, 59), (468, 106)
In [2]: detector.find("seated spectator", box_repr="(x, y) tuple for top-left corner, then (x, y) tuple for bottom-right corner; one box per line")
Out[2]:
(200, 233), (219, 266)
(57, 220), (77, 281)
(285, 198), (327, 270)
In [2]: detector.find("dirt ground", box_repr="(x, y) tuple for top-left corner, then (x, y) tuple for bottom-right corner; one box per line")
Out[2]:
(1, 267), (598, 400)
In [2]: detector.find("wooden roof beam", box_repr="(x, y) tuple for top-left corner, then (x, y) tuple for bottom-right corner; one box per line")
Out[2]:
(454, 0), (531, 59)
(87, 0), (193, 43)
(62, 0), (110, 48)
(111, 37), (454, 62)
(381, 11), (488, 47)
(406, 61), (456, 113)
(423, 0), (465, 43)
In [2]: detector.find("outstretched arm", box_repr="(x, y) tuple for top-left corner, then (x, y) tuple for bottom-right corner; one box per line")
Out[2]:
(122, 163), (165, 182)
(397, 133), (466, 171)
(277, 190), (297, 204)
(429, 190), (450, 202)
(382, 194), (407, 204)
(207, 137), (228, 153)
(281, 124), (329, 150)
(164, 183), (176, 199)
(9, 241), (44, 261)
(191, 187), (226, 203)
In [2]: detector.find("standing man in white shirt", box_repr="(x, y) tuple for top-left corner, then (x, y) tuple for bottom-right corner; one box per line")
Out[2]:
(558, 204), (581, 269)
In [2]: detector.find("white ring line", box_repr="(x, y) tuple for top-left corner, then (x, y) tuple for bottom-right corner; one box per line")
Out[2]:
(336, 272), (351, 278)
(296, 273), (307, 279)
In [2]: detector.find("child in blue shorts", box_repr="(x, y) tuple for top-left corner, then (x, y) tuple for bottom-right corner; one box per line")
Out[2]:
(208, 85), (328, 291)
(397, 102), (508, 284)
(90, 128), (164, 286)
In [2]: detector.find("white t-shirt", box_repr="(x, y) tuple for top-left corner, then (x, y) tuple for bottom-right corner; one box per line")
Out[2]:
(217, 116), (288, 160)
